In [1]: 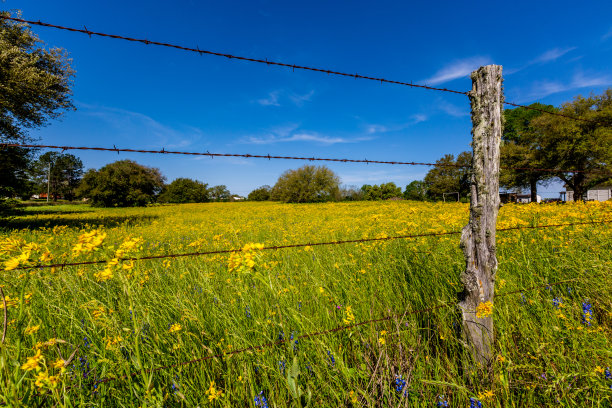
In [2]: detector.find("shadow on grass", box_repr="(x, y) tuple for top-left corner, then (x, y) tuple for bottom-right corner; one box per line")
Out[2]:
(0, 214), (159, 231)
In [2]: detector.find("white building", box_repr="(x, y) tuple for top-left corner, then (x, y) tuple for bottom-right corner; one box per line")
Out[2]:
(564, 184), (612, 201)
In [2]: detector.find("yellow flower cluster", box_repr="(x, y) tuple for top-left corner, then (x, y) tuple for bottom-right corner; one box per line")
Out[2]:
(169, 323), (182, 333)
(72, 229), (107, 257)
(343, 305), (355, 325)
(34, 371), (61, 390)
(228, 243), (264, 272)
(21, 349), (44, 371)
(476, 301), (494, 318)
(94, 237), (142, 282)
(206, 381), (223, 401)
(105, 335), (123, 350)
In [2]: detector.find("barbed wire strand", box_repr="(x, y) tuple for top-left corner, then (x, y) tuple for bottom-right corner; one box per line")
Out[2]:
(92, 278), (579, 386)
(10, 219), (612, 272)
(0, 15), (466, 96)
(1, 15), (607, 126)
(4, 143), (611, 175)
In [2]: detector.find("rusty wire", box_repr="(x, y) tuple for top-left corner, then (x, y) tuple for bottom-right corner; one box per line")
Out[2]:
(4, 143), (611, 175)
(92, 277), (579, 386)
(10, 219), (611, 272)
(1, 15), (608, 126)
(0, 15), (466, 96)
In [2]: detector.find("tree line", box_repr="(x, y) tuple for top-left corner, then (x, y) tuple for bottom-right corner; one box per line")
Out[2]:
(1, 13), (610, 211)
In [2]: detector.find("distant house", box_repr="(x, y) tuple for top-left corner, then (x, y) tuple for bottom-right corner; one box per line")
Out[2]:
(499, 191), (541, 204)
(563, 184), (612, 201)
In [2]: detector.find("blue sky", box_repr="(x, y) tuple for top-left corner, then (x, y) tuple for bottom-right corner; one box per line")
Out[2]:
(6, 0), (612, 196)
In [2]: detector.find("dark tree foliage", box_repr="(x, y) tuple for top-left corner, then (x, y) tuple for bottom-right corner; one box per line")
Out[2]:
(0, 12), (75, 211)
(30, 152), (83, 201)
(403, 180), (428, 201)
(158, 178), (209, 203)
(76, 160), (165, 207)
(271, 165), (340, 203)
(531, 89), (612, 201)
(424, 152), (471, 201)
(209, 185), (231, 202)
(360, 182), (402, 200)
(500, 103), (557, 201)
(247, 185), (271, 201)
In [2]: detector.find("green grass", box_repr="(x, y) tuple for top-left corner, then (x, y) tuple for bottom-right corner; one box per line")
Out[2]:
(0, 201), (610, 407)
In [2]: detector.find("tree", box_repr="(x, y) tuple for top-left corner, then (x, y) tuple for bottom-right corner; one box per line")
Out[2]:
(500, 103), (557, 201)
(423, 152), (472, 201)
(361, 183), (402, 200)
(248, 185), (271, 201)
(271, 165), (340, 203)
(403, 180), (427, 201)
(76, 160), (164, 207)
(209, 185), (231, 202)
(530, 90), (612, 201)
(340, 185), (364, 201)
(0, 12), (75, 208)
(30, 152), (83, 201)
(158, 178), (209, 203)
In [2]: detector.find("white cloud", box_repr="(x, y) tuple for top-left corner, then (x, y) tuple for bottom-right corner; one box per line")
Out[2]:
(257, 91), (281, 106)
(602, 26), (612, 41)
(244, 132), (373, 145)
(77, 103), (203, 148)
(256, 89), (315, 107)
(437, 100), (469, 117)
(533, 47), (576, 64)
(288, 90), (315, 107)
(525, 71), (612, 100)
(364, 114), (427, 134)
(425, 56), (492, 85)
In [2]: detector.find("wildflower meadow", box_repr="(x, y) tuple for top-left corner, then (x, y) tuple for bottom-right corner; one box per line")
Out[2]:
(0, 200), (611, 406)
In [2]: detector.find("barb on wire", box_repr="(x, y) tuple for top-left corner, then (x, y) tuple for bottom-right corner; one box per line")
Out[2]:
(10, 219), (612, 272)
(2, 16), (608, 126)
(4, 143), (611, 175)
(0, 15), (467, 96)
(92, 277), (582, 387)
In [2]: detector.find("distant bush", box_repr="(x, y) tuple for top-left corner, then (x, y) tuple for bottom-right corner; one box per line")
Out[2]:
(158, 178), (209, 203)
(77, 160), (164, 207)
(271, 165), (340, 203)
(248, 185), (272, 201)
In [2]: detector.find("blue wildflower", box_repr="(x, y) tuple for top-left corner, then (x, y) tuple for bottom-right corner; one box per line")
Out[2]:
(394, 375), (406, 394)
(581, 301), (593, 326)
(552, 297), (563, 309)
(436, 395), (449, 407)
(605, 367), (611, 381)
(521, 293), (527, 304)
(245, 306), (252, 318)
(327, 350), (335, 367)
(278, 330), (285, 341)
(293, 340), (299, 353)
(470, 397), (482, 408)
(254, 391), (269, 407)
(278, 359), (286, 374)
(298, 302), (302, 311)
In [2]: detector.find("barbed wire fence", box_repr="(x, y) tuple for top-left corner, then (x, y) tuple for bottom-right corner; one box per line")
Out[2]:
(0, 12), (611, 402)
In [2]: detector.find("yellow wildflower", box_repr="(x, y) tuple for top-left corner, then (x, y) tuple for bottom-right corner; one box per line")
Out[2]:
(4, 257), (20, 271)
(21, 349), (44, 371)
(206, 381), (223, 401)
(594, 366), (605, 375)
(94, 268), (114, 282)
(24, 325), (40, 335)
(343, 306), (355, 325)
(476, 301), (494, 318)
(477, 390), (494, 400)
(169, 323), (182, 333)
(52, 358), (65, 369)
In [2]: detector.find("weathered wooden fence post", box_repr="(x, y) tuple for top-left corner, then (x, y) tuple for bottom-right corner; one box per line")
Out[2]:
(459, 64), (503, 366)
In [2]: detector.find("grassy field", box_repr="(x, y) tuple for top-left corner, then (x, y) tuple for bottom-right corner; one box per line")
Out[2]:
(0, 201), (611, 407)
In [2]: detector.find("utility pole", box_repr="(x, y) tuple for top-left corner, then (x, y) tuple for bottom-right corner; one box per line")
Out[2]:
(46, 162), (51, 203)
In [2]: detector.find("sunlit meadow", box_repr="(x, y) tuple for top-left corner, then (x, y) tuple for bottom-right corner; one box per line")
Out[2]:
(0, 201), (611, 407)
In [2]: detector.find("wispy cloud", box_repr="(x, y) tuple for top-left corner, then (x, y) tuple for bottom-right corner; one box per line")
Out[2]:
(364, 114), (427, 134)
(257, 91), (281, 106)
(256, 89), (315, 107)
(437, 100), (469, 117)
(533, 47), (576, 63)
(603, 26), (612, 41)
(505, 46), (576, 75)
(244, 132), (373, 145)
(522, 71), (612, 100)
(425, 56), (492, 85)
(77, 103), (203, 148)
